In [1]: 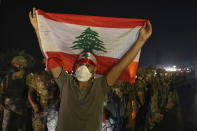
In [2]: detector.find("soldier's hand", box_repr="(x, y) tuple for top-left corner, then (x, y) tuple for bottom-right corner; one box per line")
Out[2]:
(138, 20), (152, 42)
(33, 104), (39, 113)
(29, 8), (39, 30)
(0, 104), (4, 111)
(104, 120), (111, 127)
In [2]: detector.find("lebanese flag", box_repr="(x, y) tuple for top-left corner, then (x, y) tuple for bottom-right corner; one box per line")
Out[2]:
(36, 9), (146, 83)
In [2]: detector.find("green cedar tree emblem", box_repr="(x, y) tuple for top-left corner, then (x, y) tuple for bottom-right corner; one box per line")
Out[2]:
(71, 27), (107, 53)
(81, 53), (89, 58)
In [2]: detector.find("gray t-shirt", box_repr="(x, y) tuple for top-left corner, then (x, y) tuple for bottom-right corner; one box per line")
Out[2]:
(55, 70), (110, 131)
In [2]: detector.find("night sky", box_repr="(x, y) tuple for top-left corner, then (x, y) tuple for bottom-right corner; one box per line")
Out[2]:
(1, 0), (197, 67)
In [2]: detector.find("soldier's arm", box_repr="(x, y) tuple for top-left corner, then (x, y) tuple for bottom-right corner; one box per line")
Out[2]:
(106, 21), (152, 86)
(135, 81), (145, 105)
(0, 77), (6, 111)
(29, 8), (62, 78)
(0, 81), (3, 102)
(27, 87), (36, 107)
(138, 94), (144, 106)
(28, 87), (39, 113)
(0, 80), (3, 97)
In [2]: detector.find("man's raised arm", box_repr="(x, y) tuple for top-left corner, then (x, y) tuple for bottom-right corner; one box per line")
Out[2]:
(29, 8), (62, 78)
(106, 21), (152, 86)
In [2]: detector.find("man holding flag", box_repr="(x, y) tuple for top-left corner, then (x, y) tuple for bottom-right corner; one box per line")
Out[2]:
(29, 8), (152, 131)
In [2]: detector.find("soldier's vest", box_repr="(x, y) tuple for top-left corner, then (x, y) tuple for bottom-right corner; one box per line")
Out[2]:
(135, 79), (146, 96)
(4, 72), (27, 99)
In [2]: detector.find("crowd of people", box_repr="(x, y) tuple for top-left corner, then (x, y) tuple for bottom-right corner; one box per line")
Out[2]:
(0, 8), (180, 131)
(0, 55), (60, 131)
(0, 54), (181, 131)
(102, 65), (181, 131)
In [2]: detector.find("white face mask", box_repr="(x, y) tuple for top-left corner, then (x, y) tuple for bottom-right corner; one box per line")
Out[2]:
(75, 65), (92, 82)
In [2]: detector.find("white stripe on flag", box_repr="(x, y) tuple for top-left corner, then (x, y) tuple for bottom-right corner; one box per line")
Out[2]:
(37, 14), (141, 61)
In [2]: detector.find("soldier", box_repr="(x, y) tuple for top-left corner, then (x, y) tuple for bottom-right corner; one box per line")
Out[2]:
(154, 69), (166, 121)
(163, 72), (171, 112)
(121, 81), (138, 131)
(144, 65), (157, 129)
(166, 72), (178, 110)
(147, 68), (165, 125)
(0, 75), (4, 131)
(0, 56), (29, 131)
(26, 70), (58, 131)
(171, 73), (179, 106)
(135, 67), (146, 106)
(157, 69), (169, 113)
(134, 67), (147, 131)
(143, 70), (153, 131)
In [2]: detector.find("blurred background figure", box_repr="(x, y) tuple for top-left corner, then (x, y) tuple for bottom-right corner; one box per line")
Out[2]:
(26, 70), (59, 131)
(0, 56), (29, 131)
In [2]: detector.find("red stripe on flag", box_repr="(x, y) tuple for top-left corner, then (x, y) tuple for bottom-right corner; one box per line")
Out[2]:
(37, 9), (147, 28)
(46, 52), (138, 83)
(46, 52), (79, 71)
(75, 59), (96, 66)
(97, 55), (138, 83)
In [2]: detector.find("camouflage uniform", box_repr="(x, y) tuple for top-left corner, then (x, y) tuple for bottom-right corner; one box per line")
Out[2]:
(166, 73), (178, 110)
(152, 69), (167, 122)
(0, 56), (28, 131)
(163, 73), (171, 112)
(144, 66), (157, 129)
(157, 69), (169, 113)
(147, 68), (165, 124)
(120, 81), (138, 131)
(134, 67), (147, 131)
(135, 67), (146, 104)
(26, 71), (50, 131)
(0, 77), (4, 130)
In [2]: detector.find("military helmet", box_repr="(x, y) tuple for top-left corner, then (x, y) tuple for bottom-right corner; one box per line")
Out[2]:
(145, 68), (152, 74)
(146, 65), (156, 74)
(147, 65), (156, 70)
(136, 67), (145, 76)
(156, 68), (166, 74)
(11, 56), (27, 67)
